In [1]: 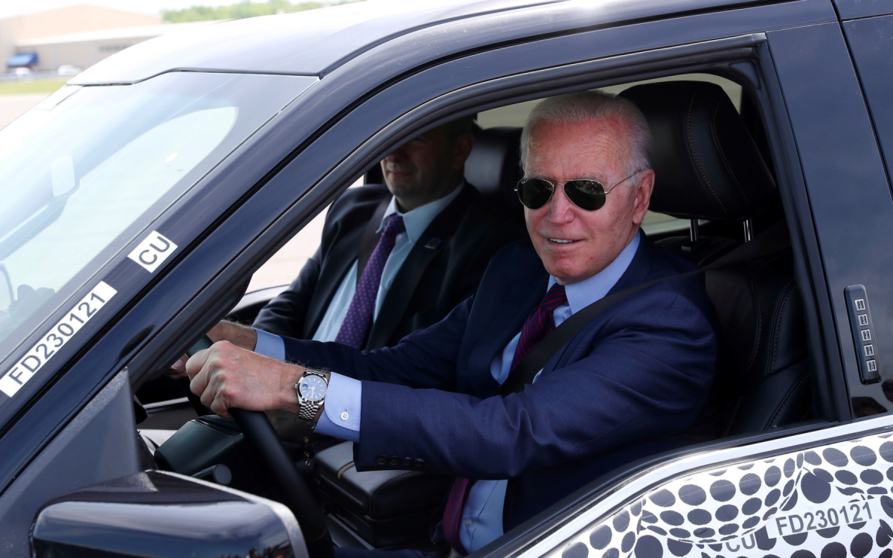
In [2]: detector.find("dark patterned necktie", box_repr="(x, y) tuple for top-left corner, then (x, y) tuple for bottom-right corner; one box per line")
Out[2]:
(335, 214), (406, 349)
(509, 282), (568, 372)
(442, 283), (567, 553)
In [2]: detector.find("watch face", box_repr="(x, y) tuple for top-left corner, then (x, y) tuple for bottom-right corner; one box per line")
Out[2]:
(299, 375), (327, 402)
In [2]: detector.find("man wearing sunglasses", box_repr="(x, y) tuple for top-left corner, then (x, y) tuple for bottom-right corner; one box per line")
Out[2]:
(187, 91), (718, 557)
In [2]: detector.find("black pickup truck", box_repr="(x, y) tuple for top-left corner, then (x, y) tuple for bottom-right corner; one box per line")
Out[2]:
(1, 1), (893, 557)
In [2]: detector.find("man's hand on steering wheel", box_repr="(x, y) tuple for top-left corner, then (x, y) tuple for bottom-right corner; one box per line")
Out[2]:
(170, 320), (259, 375)
(181, 336), (334, 558)
(184, 340), (304, 418)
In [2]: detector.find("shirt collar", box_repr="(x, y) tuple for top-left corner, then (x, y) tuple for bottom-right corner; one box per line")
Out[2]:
(378, 181), (465, 243)
(548, 231), (641, 315)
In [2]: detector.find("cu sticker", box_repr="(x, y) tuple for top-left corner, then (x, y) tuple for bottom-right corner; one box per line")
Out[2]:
(128, 231), (177, 273)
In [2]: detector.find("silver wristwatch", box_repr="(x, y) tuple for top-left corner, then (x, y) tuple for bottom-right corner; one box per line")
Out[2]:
(295, 368), (330, 423)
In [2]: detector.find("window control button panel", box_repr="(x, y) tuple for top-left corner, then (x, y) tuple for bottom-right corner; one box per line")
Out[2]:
(845, 285), (881, 384)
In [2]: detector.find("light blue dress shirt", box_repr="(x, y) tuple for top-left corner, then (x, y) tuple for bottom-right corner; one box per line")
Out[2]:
(259, 228), (641, 554)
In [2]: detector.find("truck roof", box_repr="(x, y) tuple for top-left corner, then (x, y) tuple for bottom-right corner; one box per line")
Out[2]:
(72, 0), (771, 85)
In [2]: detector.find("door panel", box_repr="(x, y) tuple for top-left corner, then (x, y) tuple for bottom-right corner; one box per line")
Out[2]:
(768, 23), (893, 417)
(844, 15), (893, 192)
(834, 0), (893, 20)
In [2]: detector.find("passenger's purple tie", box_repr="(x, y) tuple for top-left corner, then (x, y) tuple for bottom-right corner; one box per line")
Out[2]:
(335, 214), (405, 349)
(443, 283), (567, 554)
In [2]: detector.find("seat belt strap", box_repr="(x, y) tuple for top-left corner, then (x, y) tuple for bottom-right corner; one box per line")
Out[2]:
(498, 226), (791, 397)
(497, 273), (688, 396)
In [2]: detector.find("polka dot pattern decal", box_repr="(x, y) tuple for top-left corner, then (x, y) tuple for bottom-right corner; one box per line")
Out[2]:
(551, 433), (893, 558)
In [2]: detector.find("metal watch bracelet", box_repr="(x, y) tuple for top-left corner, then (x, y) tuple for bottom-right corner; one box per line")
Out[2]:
(295, 368), (329, 422)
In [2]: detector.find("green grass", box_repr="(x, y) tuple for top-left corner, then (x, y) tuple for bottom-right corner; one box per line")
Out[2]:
(0, 79), (69, 96)
(163, 0), (363, 23)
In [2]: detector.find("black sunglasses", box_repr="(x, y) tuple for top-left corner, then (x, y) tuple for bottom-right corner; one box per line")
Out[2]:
(515, 170), (643, 211)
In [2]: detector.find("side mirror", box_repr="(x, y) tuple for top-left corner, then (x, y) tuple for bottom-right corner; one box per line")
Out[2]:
(31, 471), (308, 558)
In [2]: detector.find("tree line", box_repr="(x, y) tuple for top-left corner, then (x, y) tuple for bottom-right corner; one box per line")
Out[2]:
(163, 0), (363, 23)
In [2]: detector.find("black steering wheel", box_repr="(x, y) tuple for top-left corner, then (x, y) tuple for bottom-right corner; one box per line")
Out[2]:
(187, 336), (334, 558)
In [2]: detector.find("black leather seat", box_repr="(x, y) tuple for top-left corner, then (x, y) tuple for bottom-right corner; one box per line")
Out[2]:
(706, 222), (811, 434)
(365, 124), (525, 226)
(314, 441), (450, 547)
(620, 81), (811, 434)
(622, 81), (777, 266)
(465, 125), (525, 227)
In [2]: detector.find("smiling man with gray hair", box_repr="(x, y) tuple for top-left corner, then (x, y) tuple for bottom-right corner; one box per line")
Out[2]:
(187, 90), (719, 557)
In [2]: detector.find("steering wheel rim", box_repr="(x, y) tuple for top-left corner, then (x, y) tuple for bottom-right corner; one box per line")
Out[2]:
(188, 336), (334, 558)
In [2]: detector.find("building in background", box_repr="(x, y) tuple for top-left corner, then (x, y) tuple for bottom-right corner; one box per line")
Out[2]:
(15, 21), (216, 73)
(0, 4), (202, 73)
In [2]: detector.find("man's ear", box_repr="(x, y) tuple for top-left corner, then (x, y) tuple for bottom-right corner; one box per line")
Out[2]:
(631, 169), (655, 226)
(453, 133), (474, 169)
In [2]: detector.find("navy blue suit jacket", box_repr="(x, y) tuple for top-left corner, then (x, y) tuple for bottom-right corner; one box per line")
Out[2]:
(283, 236), (718, 529)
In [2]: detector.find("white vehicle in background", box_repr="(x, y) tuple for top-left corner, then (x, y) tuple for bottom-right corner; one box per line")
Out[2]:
(56, 65), (82, 77)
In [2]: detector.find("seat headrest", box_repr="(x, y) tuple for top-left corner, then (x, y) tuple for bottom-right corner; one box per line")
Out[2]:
(620, 82), (776, 221)
(465, 126), (524, 225)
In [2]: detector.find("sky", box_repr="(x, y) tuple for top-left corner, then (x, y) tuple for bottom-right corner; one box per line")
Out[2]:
(0, 0), (257, 19)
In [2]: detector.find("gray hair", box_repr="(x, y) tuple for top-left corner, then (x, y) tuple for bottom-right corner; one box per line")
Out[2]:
(520, 91), (653, 178)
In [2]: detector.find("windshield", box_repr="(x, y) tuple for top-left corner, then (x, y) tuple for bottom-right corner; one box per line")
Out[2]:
(0, 72), (314, 375)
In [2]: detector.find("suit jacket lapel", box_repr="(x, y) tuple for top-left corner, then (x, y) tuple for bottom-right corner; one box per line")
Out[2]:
(366, 185), (474, 348)
(464, 244), (549, 396)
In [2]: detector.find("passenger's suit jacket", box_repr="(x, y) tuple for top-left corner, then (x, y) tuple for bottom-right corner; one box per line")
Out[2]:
(254, 182), (523, 349)
(283, 237), (718, 529)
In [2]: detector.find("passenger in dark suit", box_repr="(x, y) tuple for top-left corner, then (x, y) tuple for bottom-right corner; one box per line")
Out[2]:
(186, 91), (718, 556)
(252, 181), (521, 350)
(250, 117), (523, 350)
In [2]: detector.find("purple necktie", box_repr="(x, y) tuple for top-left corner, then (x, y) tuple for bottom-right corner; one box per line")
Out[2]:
(335, 214), (406, 349)
(443, 283), (567, 553)
(509, 283), (568, 371)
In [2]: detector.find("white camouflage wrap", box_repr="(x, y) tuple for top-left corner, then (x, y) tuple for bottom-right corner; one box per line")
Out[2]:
(550, 432), (893, 558)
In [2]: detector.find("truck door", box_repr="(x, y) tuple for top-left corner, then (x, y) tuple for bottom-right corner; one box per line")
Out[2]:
(769, 21), (893, 419)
